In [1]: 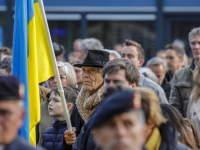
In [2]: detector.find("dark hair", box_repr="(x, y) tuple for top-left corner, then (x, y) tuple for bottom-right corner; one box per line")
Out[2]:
(165, 44), (184, 58)
(53, 42), (64, 56)
(0, 56), (12, 73)
(160, 104), (198, 149)
(47, 86), (79, 106)
(123, 39), (145, 60)
(102, 58), (140, 86)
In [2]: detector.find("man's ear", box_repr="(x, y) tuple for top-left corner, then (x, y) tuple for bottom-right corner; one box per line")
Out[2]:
(179, 56), (183, 63)
(18, 109), (26, 128)
(130, 82), (137, 88)
(67, 103), (73, 112)
(139, 59), (144, 68)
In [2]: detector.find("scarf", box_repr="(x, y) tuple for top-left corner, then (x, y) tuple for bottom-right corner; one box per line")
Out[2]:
(76, 85), (104, 122)
(145, 127), (162, 150)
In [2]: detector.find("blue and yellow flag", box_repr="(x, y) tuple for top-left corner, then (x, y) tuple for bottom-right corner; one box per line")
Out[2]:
(12, 0), (53, 145)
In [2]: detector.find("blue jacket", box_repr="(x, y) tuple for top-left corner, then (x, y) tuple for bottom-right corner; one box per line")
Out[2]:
(43, 119), (67, 150)
(4, 136), (44, 150)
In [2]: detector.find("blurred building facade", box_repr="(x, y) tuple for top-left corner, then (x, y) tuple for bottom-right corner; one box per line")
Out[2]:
(1, 0), (200, 59)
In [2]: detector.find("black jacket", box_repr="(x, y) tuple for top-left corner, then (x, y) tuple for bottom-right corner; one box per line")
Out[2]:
(4, 136), (44, 150)
(70, 106), (84, 137)
(161, 72), (171, 100)
(158, 123), (191, 150)
(62, 108), (96, 150)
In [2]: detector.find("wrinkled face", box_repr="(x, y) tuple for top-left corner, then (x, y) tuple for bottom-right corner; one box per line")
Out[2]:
(48, 91), (64, 120)
(82, 67), (103, 92)
(104, 69), (136, 93)
(149, 64), (165, 85)
(49, 67), (67, 88)
(0, 100), (25, 144)
(190, 34), (200, 62)
(73, 66), (83, 84)
(166, 49), (181, 73)
(93, 111), (145, 150)
(121, 46), (143, 70)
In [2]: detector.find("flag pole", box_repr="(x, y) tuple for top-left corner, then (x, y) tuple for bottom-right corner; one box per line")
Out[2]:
(37, 0), (72, 131)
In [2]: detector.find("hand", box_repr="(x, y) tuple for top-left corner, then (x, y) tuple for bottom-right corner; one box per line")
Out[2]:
(64, 127), (76, 145)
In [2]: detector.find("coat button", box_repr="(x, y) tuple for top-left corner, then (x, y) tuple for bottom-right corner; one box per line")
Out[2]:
(194, 112), (196, 116)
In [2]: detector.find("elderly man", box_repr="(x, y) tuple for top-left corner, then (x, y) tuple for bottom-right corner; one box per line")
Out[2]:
(0, 76), (43, 150)
(92, 90), (147, 150)
(121, 39), (168, 103)
(146, 57), (171, 100)
(169, 27), (200, 117)
(62, 50), (110, 150)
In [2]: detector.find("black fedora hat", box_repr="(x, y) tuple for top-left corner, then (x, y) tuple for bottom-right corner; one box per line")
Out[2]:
(74, 50), (109, 68)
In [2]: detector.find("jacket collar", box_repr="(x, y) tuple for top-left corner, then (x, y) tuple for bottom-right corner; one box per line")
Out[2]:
(159, 123), (178, 150)
(139, 73), (145, 86)
(190, 59), (195, 72)
(53, 119), (67, 129)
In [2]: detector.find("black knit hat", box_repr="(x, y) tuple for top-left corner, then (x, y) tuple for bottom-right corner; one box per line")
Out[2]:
(53, 42), (64, 56)
(73, 50), (109, 68)
(0, 76), (24, 100)
(92, 89), (142, 128)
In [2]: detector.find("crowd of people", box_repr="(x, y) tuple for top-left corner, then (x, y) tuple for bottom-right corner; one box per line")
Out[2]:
(1, 27), (200, 150)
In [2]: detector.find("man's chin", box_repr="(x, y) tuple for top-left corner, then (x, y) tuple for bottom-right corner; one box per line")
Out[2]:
(111, 141), (128, 150)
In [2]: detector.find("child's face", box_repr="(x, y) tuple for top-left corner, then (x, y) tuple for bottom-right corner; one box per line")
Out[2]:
(48, 91), (64, 119)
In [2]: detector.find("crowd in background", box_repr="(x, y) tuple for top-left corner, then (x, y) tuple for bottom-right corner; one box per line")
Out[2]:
(1, 27), (200, 150)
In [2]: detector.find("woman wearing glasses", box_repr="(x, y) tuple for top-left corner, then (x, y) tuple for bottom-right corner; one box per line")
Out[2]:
(38, 61), (77, 145)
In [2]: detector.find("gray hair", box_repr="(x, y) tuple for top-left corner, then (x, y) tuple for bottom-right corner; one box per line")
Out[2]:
(188, 27), (200, 42)
(172, 39), (185, 50)
(139, 67), (158, 84)
(146, 57), (167, 72)
(103, 49), (121, 59)
(79, 38), (104, 51)
(57, 61), (77, 88)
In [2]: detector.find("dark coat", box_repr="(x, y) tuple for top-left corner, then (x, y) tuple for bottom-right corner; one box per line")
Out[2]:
(70, 105), (84, 137)
(62, 108), (95, 150)
(4, 136), (44, 150)
(43, 119), (67, 150)
(169, 60), (195, 117)
(161, 71), (171, 100)
(159, 123), (191, 150)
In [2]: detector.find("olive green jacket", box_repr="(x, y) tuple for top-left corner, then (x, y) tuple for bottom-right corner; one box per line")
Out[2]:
(169, 60), (195, 117)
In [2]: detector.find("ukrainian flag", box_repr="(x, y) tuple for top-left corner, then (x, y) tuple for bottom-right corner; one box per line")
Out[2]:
(12, 0), (53, 145)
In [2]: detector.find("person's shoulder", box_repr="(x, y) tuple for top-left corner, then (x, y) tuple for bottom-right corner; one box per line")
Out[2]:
(174, 65), (191, 76)
(8, 137), (45, 150)
(143, 76), (161, 89)
(175, 142), (191, 150)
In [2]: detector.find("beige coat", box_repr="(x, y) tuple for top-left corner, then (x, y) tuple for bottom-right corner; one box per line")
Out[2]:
(187, 95), (200, 137)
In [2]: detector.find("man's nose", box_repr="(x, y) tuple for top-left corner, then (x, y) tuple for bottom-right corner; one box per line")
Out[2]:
(124, 55), (128, 60)
(108, 81), (114, 87)
(53, 77), (57, 82)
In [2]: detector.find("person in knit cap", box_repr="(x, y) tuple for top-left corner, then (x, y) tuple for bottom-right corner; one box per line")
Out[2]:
(0, 76), (44, 150)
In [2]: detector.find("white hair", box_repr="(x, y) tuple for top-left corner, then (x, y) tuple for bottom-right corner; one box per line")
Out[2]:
(103, 49), (121, 59)
(140, 67), (158, 84)
(79, 38), (104, 51)
(146, 57), (167, 72)
(57, 61), (77, 88)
